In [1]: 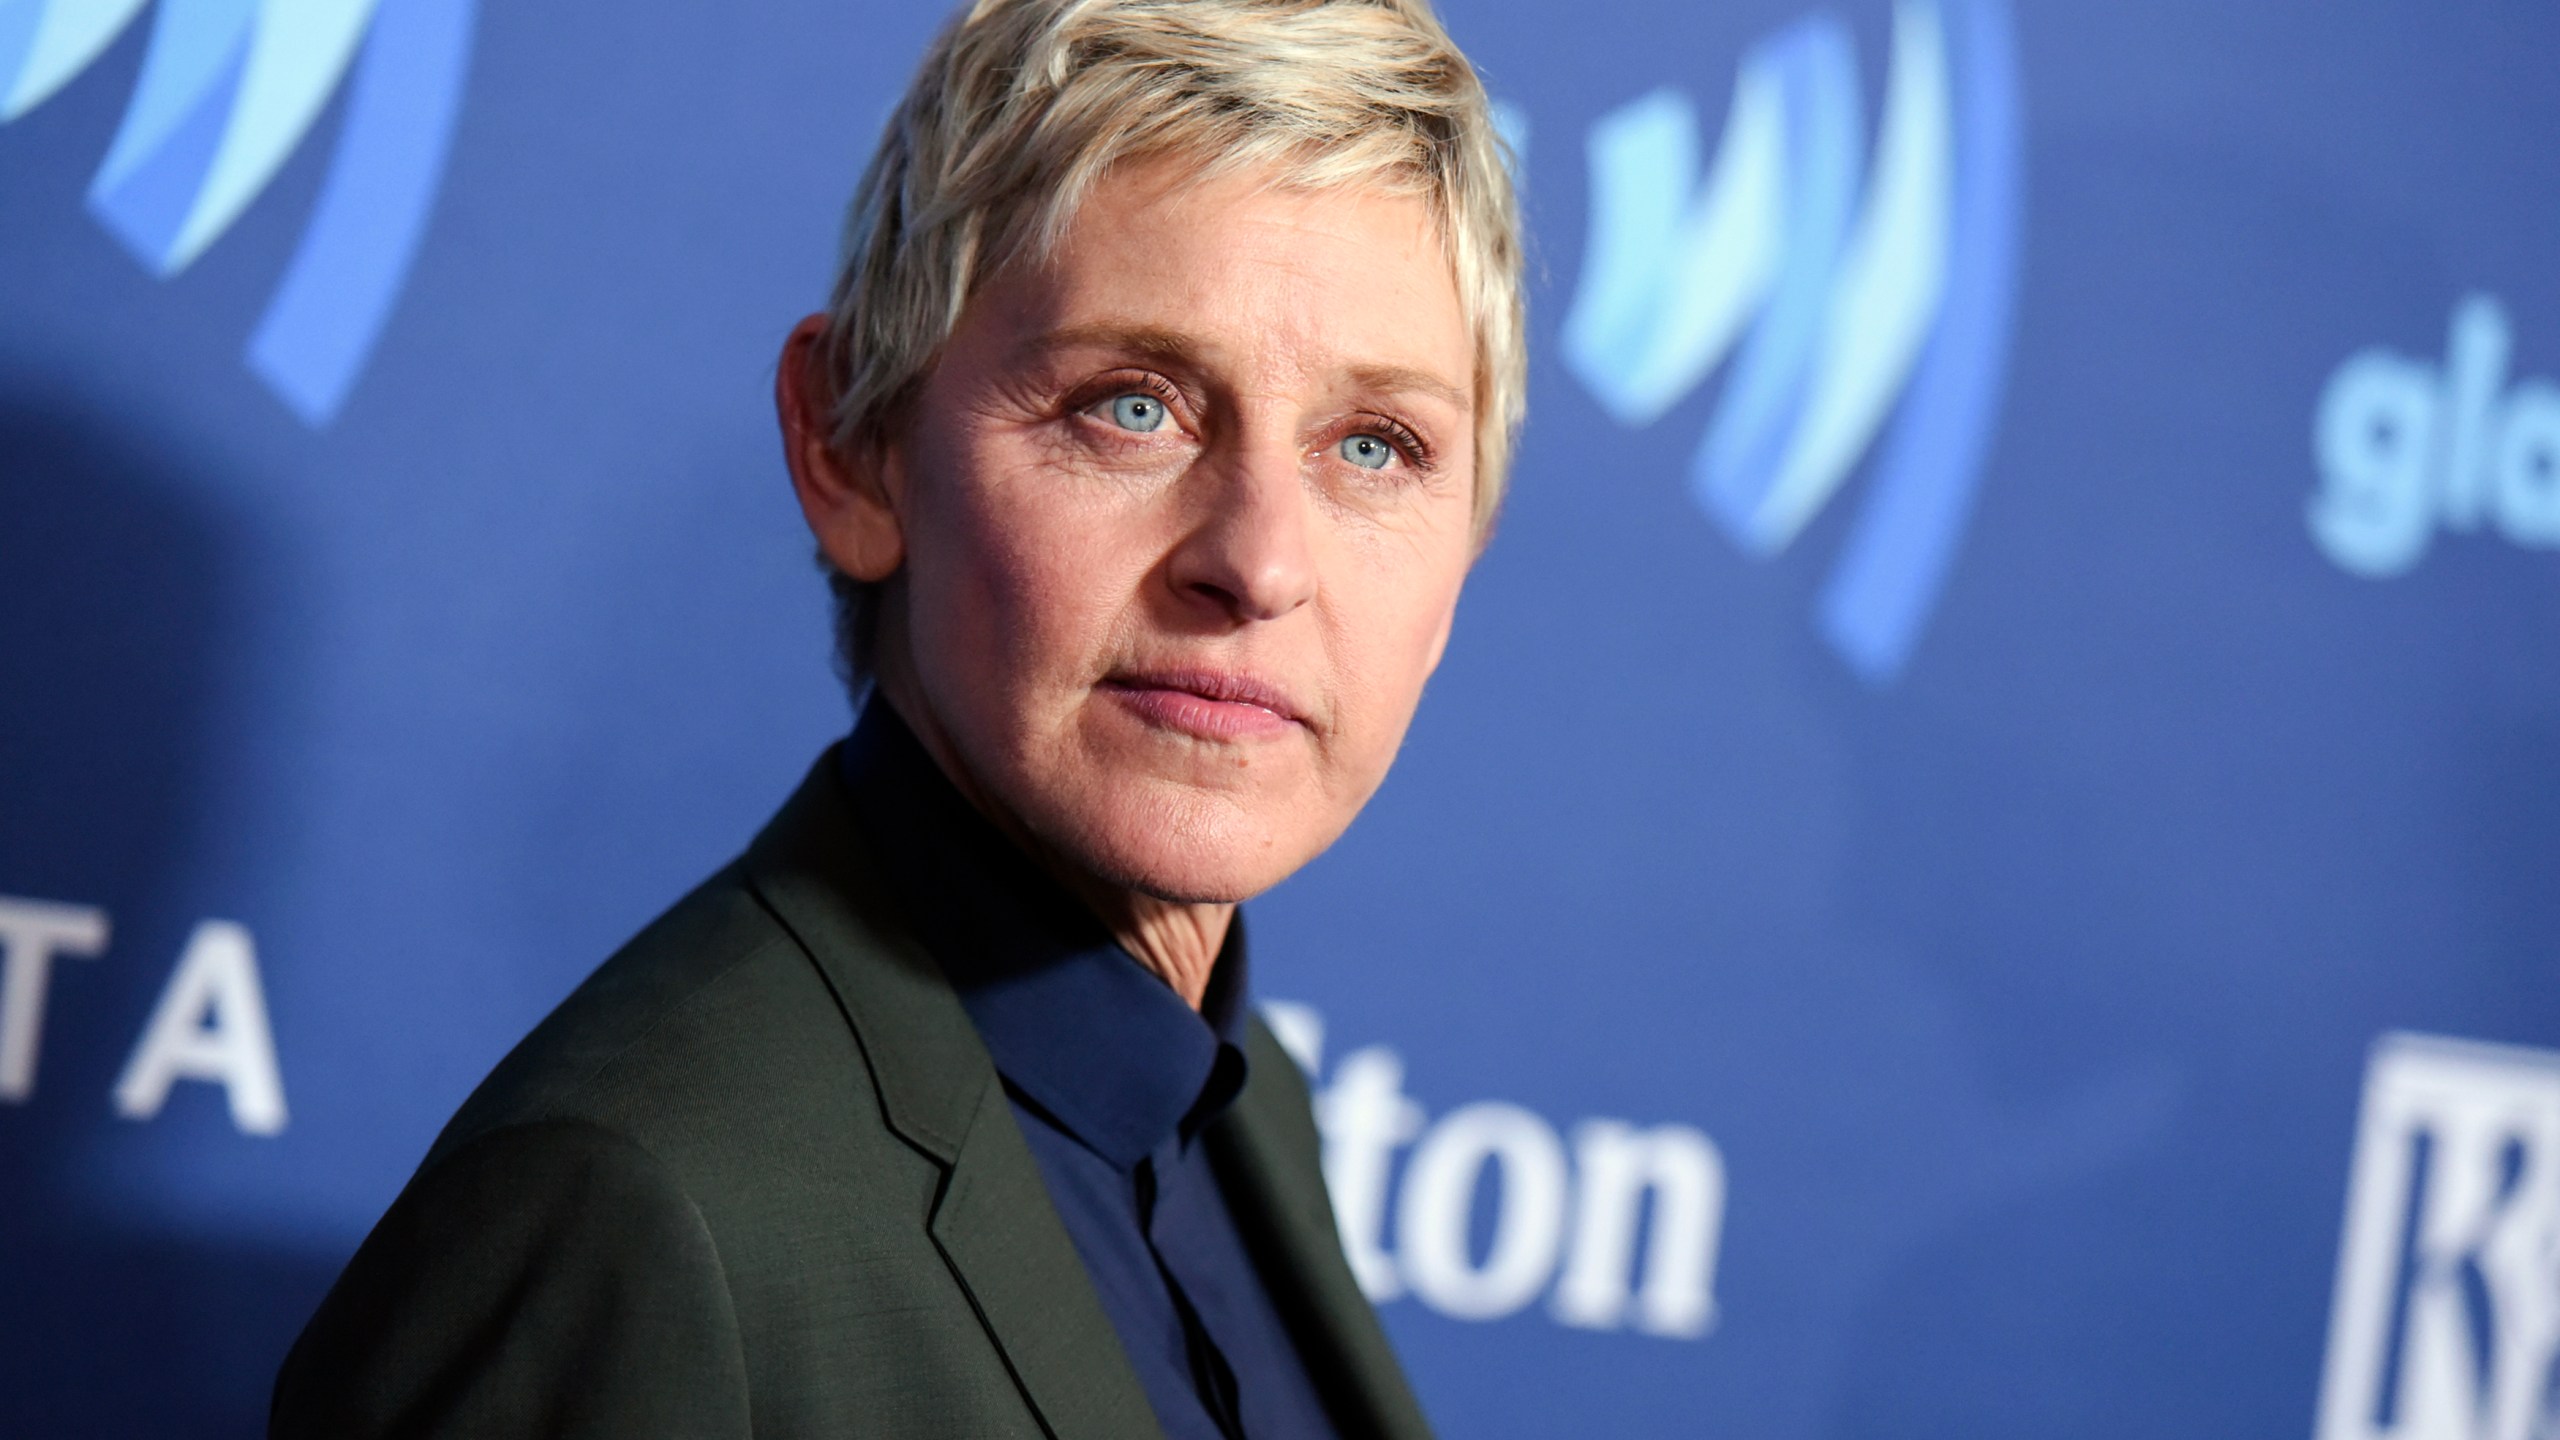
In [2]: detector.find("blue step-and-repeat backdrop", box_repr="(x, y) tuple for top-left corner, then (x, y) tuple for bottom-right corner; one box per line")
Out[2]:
(6, 1), (2558, 1435)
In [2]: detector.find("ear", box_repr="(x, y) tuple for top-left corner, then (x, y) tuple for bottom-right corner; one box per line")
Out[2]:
(778, 313), (905, 583)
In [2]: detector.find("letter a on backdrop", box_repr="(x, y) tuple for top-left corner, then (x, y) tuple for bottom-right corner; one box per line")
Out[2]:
(113, 920), (289, 1136)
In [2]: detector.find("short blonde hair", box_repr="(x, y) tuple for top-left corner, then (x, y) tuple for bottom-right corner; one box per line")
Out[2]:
(811, 0), (1525, 680)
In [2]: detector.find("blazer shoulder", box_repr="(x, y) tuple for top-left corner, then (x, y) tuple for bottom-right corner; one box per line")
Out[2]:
(426, 859), (890, 1182)
(291, 755), (1050, 1439)
(275, 1118), (752, 1439)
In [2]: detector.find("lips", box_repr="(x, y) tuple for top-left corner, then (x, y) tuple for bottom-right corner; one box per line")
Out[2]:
(1099, 667), (1307, 742)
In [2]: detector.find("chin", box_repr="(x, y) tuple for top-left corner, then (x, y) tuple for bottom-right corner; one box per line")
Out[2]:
(1045, 779), (1332, 907)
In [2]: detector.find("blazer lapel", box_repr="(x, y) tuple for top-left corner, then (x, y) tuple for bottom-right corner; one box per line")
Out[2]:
(743, 750), (1167, 1440)
(931, 1075), (1171, 1440)
(1210, 1021), (1438, 1440)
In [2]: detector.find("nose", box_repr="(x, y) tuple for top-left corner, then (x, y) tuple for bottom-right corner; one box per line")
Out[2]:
(1165, 440), (1318, 623)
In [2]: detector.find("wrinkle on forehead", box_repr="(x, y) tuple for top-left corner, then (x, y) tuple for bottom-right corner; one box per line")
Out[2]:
(980, 164), (1473, 412)
(1011, 321), (1471, 420)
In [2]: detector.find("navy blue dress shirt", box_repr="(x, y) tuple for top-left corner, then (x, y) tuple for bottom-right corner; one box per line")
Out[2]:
(840, 702), (1343, 1440)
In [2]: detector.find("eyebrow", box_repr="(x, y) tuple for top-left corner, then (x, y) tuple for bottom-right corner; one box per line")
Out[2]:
(1027, 323), (1207, 366)
(1343, 362), (1471, 415)
(1027, 323), (1473, 415)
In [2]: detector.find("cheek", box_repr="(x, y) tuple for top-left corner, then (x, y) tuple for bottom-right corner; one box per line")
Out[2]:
(906, 439), (1160, 706)
(1320, 530), (1470, 771)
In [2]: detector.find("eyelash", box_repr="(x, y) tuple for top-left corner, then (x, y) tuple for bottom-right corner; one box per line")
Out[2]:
(1346, 414), (1436, 472)
(1072, 372), (1438, 471)
(1074, 371), (1184, 423)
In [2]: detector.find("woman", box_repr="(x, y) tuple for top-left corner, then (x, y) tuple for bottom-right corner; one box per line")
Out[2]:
(274, 1), (1524, 1435)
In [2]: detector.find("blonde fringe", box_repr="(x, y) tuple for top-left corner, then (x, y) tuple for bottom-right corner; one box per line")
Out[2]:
(816, 0), (1526, 537)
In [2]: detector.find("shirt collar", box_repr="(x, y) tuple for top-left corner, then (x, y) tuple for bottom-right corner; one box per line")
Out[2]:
(838, 700), (1249, 1170)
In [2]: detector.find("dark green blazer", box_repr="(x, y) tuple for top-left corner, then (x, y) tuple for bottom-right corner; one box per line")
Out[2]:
(272, 751), (1434, 1440)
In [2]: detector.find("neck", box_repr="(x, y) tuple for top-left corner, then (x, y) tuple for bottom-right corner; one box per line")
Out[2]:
(1059, 880), (1232, 1011)
(871, 667), (1232, 1011)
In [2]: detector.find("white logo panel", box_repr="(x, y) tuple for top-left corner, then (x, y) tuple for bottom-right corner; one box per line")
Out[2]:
(2318, 1033), (2560, 1440)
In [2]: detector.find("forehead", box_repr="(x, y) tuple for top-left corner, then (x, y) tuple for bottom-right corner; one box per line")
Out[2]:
(982, 158), (1473, 401)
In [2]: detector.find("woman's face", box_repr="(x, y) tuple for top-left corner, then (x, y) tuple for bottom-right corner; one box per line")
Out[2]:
(826, 156), (1480, 904)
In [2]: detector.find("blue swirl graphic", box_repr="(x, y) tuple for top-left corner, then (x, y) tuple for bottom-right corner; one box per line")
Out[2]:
(1562, 0), (2023, 683)
(1, 0), (475, 426)
(249, 0), (475, 424)
(1692, 14), (1861, 555)
(1820, 0), (2021, 681)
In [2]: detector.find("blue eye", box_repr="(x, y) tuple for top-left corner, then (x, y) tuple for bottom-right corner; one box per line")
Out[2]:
(1108, 393), (1168, 432)
(1340, 433), (1396, 470)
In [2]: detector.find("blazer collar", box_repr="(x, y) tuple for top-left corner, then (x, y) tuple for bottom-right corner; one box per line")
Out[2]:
(1208, 1023), (1439, 1440)
(740, 746), (1169, 1440)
